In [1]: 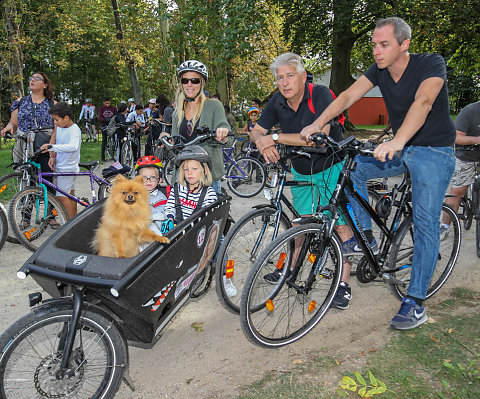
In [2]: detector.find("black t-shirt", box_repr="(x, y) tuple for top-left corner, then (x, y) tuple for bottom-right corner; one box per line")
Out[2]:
(364, 53), (455, 147)
(258, 83), (341, 174)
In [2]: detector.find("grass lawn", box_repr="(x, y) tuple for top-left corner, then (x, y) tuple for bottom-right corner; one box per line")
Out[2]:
(236, 288), (480, 399)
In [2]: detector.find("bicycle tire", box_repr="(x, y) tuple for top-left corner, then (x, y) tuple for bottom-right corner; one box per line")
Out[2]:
(473, 187), (480, 258)
(0, 172), (30, 244)
(388, 204), (461, 300)
(105, 136), (113, 161)
(226, 157), (266, 198)
(0, 205), (7, 251)
(0, 307), (126, 399)
(98, 174), (120, 200)
(121, 141), (135, 174)
(461, 189), (473, 230)
(215, 207), (291, 314)
(163, 159), (175, 186)
(9, 186), (69, 252)
(240, 223), (343, 348)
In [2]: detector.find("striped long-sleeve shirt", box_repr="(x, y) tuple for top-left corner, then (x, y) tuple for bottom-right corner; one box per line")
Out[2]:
(165, 184), (217, 223)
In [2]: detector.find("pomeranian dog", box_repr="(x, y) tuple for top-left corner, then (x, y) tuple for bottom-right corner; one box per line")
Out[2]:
(94, 174), (170, 257)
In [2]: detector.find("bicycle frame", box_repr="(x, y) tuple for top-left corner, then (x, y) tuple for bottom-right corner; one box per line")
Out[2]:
(29, 159), (111, 218)
(318, 153), (411, 275)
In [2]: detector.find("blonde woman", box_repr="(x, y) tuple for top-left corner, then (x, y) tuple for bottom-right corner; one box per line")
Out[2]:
(160, 60), (230, 194)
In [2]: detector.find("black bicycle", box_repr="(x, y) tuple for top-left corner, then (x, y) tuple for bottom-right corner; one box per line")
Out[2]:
(240, 133), (461, 348)
(216, 147), (322, 313)
(457, 160), (480, 257)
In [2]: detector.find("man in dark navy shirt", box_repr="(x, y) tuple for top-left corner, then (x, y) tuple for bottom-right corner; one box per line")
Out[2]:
(300, 17), (456, 330)
(250, 53), (353, 310)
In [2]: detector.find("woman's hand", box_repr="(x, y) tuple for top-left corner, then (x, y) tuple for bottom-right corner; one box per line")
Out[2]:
(215, 127), (229, 143)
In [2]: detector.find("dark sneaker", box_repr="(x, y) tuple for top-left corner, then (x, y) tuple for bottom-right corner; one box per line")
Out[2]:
(341, 236), (378, 256)
(263, 269), (282, 284)
(332, 281), (352, 310)
(390, 297), (428, 330)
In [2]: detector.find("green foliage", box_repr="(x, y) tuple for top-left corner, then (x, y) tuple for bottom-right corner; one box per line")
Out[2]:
(339, 371), (389, 397)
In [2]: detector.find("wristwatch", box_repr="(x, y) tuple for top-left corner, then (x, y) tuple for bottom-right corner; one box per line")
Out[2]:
(272, 133), (279, 142)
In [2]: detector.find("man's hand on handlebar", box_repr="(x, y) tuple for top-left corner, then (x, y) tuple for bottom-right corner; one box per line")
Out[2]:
(299, 123), (322, 143)
(1, 124), (14, 137)
(373, 139), (404, 162)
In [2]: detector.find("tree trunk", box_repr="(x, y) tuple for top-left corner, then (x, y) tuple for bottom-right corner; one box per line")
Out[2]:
(111, 0), (142, 104)
(4, 1), (24, 99)
(330, 1), (358, 130)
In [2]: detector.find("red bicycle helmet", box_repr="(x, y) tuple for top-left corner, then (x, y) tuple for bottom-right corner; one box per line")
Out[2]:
(135, 155), (163, 172)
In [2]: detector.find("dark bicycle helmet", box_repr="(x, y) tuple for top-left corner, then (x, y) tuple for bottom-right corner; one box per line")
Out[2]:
(174, 145), (212, 171)
(176, 60), (208, 82)
(135, 155), (163, 172)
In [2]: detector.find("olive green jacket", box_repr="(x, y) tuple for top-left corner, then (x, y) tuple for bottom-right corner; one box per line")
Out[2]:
(171, 99), (230, 182)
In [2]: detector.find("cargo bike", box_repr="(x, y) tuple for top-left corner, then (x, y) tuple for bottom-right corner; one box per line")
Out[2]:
(0, 191), (232, 398)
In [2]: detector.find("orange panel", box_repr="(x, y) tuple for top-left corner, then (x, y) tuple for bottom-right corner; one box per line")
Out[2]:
(348, 98), (389, 126)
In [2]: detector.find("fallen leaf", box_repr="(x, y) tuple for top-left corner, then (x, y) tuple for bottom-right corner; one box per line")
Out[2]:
(335, 358), (343, 365)
(293, 359), (303, 365)
(360, 351), (365, 356)
(448, 328), (453, 334)
(191, 322), (204, 332)
(368, 348), (377, 352)
(430, 333), (440, 343)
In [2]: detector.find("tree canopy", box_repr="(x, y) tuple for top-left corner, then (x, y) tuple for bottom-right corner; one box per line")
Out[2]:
(1, 0), (479, 124)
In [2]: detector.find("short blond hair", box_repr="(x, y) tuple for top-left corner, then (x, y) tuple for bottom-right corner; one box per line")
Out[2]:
(177, 160), (212, 187)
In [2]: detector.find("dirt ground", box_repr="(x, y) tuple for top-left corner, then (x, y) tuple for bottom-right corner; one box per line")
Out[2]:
(0, 162), (479, 399)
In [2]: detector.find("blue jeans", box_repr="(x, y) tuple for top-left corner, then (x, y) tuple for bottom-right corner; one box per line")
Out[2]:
(349, 146), (455, 299)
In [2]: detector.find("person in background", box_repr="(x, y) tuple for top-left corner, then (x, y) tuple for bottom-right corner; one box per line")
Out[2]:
(160, 60), (229, 195)
(40, 102), (81, 220)
(441, 100), (480, 238)
(146, 95), (173, 156)
(144, 98), (156, 120)
(126, 104), (146, 160)
(243, 107), (260, 134)
(98, 97), (117, 162)
(78, 98), (97, 142)
(128, 98), (136, 113)
(224, 105), (236, 132)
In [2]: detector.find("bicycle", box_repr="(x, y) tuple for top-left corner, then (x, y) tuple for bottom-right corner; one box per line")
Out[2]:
(79, 119), (96, 143)
(120, 126), (140, 175)
(0, 132), (43, 243)
(9, 150), (121, 252)
(216, 148), (320, 313)
(102, 125), (118, 162)
(1, 132), (16, 151)
(240, 133), (461, 348)
(457, 160), (480, 257)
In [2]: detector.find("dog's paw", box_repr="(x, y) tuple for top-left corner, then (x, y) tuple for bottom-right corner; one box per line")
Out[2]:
(156, 236), (170, 244)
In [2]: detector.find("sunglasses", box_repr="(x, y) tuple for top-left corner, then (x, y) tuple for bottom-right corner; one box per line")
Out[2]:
(181, 78), (201, 85)
(29, 76), (44, 82)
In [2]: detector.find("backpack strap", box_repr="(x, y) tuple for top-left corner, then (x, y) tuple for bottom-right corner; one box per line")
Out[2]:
(174, 183), (184, 222)
(307, 83), (315, 114)
(194, 186), (208, 212)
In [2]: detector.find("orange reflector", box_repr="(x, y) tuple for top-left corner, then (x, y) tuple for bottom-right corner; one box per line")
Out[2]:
(0, 184), (7, 194)
(275, 252), (287, 270)
(52, 209), (59, 217)
(308, 253), (316, 263)
(24, 228), (36, 240)
(265, 299), (274, 312)
(308, 300), (316, 312)
(225, 260), (234, 279)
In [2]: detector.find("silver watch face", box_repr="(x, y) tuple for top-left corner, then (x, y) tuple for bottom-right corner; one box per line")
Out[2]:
(272, 133), (279, 141)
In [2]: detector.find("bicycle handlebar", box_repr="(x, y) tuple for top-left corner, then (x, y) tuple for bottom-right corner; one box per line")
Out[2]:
(161, 127), (234, 150)
(309, 132), (402, 159)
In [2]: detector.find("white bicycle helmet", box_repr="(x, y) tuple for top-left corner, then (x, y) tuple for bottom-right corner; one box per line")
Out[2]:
(176, 60), (208, 82)
(128, 97), (135, 102)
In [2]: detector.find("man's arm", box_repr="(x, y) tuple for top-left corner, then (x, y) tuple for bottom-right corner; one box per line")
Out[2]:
(374, 76), (445, 161)
(455, 130), (480, 146)
(299, 76), (374, 141)
(250, 124), (280, 163)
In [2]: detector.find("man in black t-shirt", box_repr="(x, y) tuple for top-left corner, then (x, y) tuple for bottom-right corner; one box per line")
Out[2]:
(250, 52), (353, 310)
(300, 17), (456, 330)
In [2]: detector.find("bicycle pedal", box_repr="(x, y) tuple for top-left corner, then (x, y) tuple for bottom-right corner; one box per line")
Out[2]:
(80, 197), (90, 205)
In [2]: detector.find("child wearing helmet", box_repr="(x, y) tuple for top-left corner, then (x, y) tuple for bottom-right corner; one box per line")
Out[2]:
(135, 155), (167, 235)
(164, 145), (217, 225)
(243, 107), (260, 133)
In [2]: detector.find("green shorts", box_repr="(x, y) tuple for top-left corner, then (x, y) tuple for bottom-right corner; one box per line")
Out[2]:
(290, 161), (347, 225)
